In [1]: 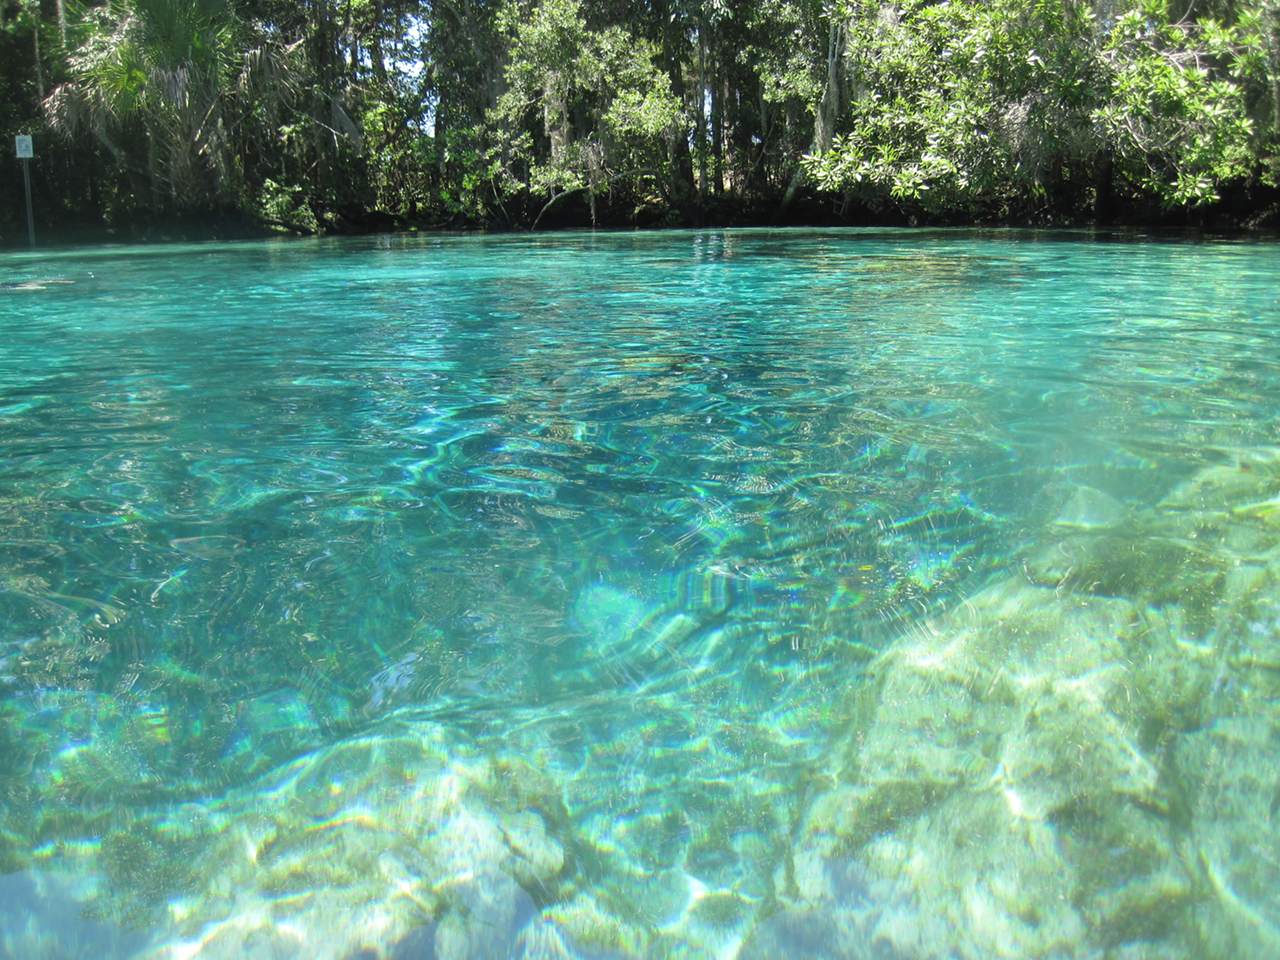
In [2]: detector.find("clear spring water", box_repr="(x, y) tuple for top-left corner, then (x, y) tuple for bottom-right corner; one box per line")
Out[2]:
(1, 228), (1278, 959)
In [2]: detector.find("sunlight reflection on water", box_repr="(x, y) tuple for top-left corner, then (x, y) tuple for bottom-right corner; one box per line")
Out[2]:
(2, 229), (1279, 959)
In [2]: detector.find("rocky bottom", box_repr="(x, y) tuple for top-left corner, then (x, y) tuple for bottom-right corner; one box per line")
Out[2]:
(10, 452), (1280, 960)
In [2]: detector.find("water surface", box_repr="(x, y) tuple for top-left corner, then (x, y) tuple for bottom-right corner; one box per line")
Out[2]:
(2, 229), (1279, 959)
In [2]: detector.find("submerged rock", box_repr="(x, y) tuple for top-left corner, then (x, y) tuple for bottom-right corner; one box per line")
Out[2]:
(1050, 484), (1129, 530)
(25, 450), (1280, 960)
(99, 722), (569, 960)
(1174, 680), (1280, 954)
(739, 857), (907, 960)
(221, 686), (322, 777)
(1021, 465), (1280, 658)
(791, 575), (1211, 959)
(768, 453), (1280, 960)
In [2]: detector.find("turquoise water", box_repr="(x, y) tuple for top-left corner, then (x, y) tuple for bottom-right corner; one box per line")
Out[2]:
(1, 228), (1279, 959)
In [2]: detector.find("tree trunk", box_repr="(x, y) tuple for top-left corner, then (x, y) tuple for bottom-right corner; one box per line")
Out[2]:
(778, 164), (804, 220)
(33, 19), (45, 103)
(813, 18), (846, 156)
(656, 0), (694, 212)
(779, 9), (846, 219)
(697, 20), (707, 202)
(310, 0), (338, 213)
(545, 73), (569, 169)
(712, 71), (724, 195)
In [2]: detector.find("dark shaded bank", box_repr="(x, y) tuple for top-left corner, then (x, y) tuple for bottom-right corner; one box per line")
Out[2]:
(518, 176), (1280, 233)
(2, 179), (1279, 251)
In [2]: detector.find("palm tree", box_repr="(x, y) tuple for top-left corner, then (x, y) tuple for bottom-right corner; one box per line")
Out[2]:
(45, 0), (256, 212)
(45, 0), (368, 220)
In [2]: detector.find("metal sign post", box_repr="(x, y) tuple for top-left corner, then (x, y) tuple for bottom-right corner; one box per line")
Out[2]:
(14, 135), (34, 249)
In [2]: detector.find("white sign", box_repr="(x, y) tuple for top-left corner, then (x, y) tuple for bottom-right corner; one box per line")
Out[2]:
(15, 135), (33, 159)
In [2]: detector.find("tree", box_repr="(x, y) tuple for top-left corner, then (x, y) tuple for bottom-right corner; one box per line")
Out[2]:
(806, 0), (1266, 219)
(5, 0), (1279, 233)
(493, 0), (683, 225)
(1094, 0), (1262, 206)
(44, 0), (244, 212)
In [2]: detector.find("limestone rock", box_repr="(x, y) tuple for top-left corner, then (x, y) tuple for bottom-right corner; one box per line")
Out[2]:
(795, 575), (1207, 959)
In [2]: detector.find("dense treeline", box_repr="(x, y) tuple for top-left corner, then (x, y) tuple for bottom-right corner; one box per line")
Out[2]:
(1, 0), (1278, 239)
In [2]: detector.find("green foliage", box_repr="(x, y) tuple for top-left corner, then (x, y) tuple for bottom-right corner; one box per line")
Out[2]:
(44, 0), (244, 210)
(808, 0), (1268, 217)
(746, 0), (827, 107)
(432, 124), (508, 222)
(2, 0), (1278, 232)
(494, 0), (683, 214)
(1094, 7), (1261, 205)
(258, 177), (315, 230)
